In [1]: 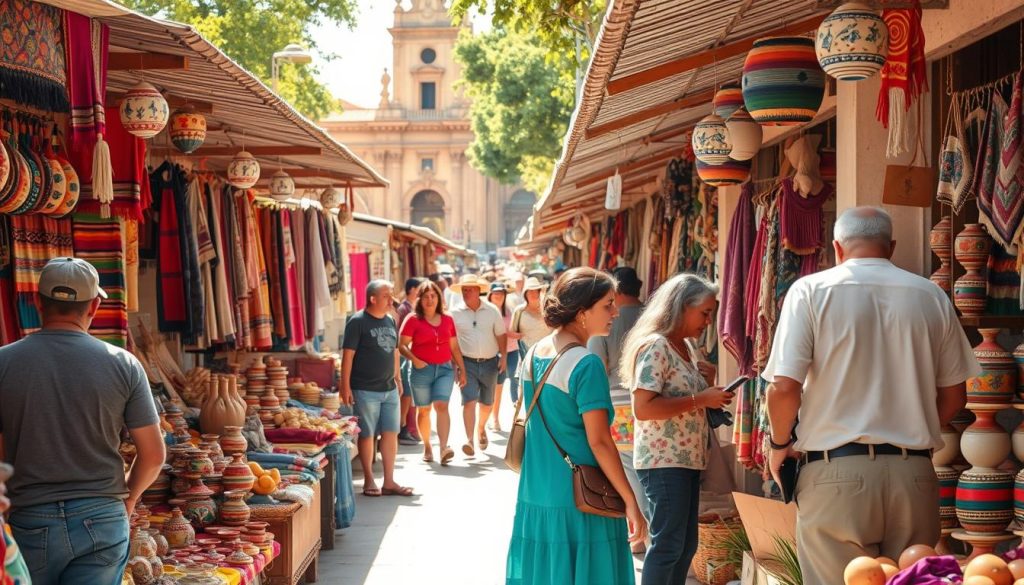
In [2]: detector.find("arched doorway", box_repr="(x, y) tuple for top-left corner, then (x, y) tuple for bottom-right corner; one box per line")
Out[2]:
(504, 190), (536, 246)
(410, 190), (446, 236)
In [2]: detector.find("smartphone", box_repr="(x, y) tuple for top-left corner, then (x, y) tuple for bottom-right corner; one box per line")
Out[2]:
(723, 376), (748, 394)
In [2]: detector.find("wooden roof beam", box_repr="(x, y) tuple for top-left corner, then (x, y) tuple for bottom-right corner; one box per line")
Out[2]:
(605, 13), (827, 96)
(573, 147), (683, 189)
(585, 88), (715, 140)
(149, 146), (322, 157)
(108, 52), (189, 71)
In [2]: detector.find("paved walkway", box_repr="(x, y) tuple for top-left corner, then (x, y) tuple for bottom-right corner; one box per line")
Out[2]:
(318, 398), (698, 584)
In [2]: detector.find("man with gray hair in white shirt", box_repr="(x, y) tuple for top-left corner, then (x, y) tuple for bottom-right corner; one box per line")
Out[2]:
(764, 206), (978, 583)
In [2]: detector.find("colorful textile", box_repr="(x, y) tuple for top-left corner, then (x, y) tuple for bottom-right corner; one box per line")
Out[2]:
(978, 75), (1024, 251)
(242, 193), (272, 349)
(733, 379), (755, 466)
(0, 522), (30, 585)
(779, 177), (833, 275)
(876, 2), (928, 157)
(72, 213), (127, 347)
(150, 162), (188, 332)
(63, 12), (107, 179)
(123, 219), (139, 312)
(79, 107), (149, 221)
(281, 211), (305, 347)
(887, 556), (961, 585)
(610, 404), (634, 451)
(10, 215), (73, 335)
(719, 184), (756, 376)
(987, 244), (1024, 315)
(0, 218), (20, 345)
(0, 0), (68, 111)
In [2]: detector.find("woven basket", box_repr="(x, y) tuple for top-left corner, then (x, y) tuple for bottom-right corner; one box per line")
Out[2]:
(693, 513), (743, 585)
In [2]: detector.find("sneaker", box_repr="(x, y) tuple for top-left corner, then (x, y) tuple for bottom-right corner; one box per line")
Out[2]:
(398, 429), (419, 445)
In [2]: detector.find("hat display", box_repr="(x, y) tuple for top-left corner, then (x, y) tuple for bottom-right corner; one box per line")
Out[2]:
(38, 257), (107, 301)
(450, 274), (489, 294)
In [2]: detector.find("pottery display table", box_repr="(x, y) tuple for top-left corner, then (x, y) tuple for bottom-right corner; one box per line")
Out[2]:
(250, 482), (322, 585)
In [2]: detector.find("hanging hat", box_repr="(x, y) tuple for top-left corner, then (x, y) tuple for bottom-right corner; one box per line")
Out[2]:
(450, 274), (490, 293)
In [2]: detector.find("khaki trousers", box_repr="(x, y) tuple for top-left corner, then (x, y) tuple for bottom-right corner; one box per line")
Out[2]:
(794, 453), (939, 584)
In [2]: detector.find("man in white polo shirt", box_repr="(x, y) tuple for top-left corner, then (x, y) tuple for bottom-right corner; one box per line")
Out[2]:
(764, 207), (979, 584)
(451, 274), (507, 457)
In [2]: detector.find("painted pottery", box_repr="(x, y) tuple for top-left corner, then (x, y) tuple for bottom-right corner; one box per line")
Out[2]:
(219, 426), (248, 457)
(937, 467), (960, 529)
(51, 152), (80, 217)
(713, 83), (744, 119)
(227, 540), (254, 566)
(1013, 407), (1024, 462)
(227, 151), (260, 189)
(269, 170), (295, 201)
(320, 186), (343, 209)
(1015, 469), (1024, 526)
(148, 528), (169, 557)
(219, 490), (251, 527)
(725, 107), (763, 161)
(169, 106), (207, 154)
(960, 404), (1011, 470)
(815, 2), (888, 81)
(933, 424), (962, 468)
(176, 563), (227, 585)
(742, 36), (826, 126)
(200, 376), (246, 435)
(181, 474), (218, 530)
(929, 217), (952, 292)
(222, 453), (256, 492)
(692, 113), (732, 164)
(130, 524), (158, 559)
(695, 157), (751, 187)
(187, 450), (216, 476)
(967, 329), (1016, 404)
(119, 81), (169, 139)
(955, 223), (993, 272)
(956, 468), (1014, 534)
(954, 271), (988, 317)
(200, 434), (224, 460)
(1014, 344), (1024, 401)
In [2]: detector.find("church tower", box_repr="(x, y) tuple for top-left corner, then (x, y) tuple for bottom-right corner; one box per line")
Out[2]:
(388, 0), (468, 113)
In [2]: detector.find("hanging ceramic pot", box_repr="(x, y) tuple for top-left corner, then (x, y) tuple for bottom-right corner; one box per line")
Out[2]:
(320, 187), (343, 209)
(12, 119), (43, 215)
(725, 108), (763, 161)
(38, 129), (67, 216)
(227, 151), (260, 189)
(27, 124), (54, 215)
(815, 2), (888, 81)
(742, 36), (826, 126)
(695, 157), (751, 187)
(119, 81), (169, 139)
(169, 105), (207, 154)
(269, 169), (295, 201)
(957, 468), (1014, 534)
(929, 217), (952, 292)
(967, 329), (1016, 404)
(692, 113), (732, 164)
(713, 82), (744, 119)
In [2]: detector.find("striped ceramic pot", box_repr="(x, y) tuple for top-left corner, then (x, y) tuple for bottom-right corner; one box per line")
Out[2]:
(1015, 469), (1024, 526)
(937, 467), (960, 529)
(929, 217), (952, 292)
(954, 271), (987, 316)
(956, 468), (1013, 534)
(967, 329), (1016, 404)
(713, 83), (745, 119)
(1014, 343), (1024, 401)
(742, 36), (826, 126)
(695, 157), (751, 187)
(955, 223), (992, 272)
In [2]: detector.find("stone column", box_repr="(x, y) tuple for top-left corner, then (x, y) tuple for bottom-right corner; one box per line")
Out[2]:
(450, 150), (465, 240)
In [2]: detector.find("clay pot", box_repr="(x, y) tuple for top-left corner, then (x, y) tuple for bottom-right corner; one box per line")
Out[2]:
(200, 376), (246, 435)
(960, 404), (1011, 470)
(957, 467), (1014, 534)
(187, 450), (216, 476)
(955, 224), (993, 272)
(937, 467), (960, 529)
(219, 426), (248, 457)
(148, 528), (169, 557)
(181, 474), (218, 530)
(219, 490), (252, 527)
(199, 434), (224, 460)
(130, 524), (158, 559)
(1014, 343), (1024, 401)
(222, 453), (256, 493)
(933, 424), (962, 468)
(967, 329), (1016, 404)
(954, 271), (988, 316)
(929, 217), (952, 292)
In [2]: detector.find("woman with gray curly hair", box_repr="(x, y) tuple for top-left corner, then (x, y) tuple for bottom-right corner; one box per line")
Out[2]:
(621, 273), (733, 585)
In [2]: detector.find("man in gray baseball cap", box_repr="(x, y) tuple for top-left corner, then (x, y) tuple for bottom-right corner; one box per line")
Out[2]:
(0, 257), (165, 583)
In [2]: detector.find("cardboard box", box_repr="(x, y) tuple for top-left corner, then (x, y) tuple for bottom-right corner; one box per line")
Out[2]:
(742, 552), (789, 585)
(733, 493), (798, 585)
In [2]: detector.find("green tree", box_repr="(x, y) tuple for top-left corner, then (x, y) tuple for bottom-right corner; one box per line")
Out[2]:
(454, 29), (576, 194)
(119, 0), (358, 119)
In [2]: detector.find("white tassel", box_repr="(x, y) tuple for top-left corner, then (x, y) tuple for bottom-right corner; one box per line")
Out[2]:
(92, 133), (113, 218)
(886, 88), (911, 159)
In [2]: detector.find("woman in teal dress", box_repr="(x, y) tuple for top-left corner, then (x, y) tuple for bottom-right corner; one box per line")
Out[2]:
(506, 267), (647, 585)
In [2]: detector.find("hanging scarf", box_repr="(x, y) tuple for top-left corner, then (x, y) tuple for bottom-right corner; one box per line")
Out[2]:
(150, 162), (188, 333)
(779, 177), (833, 275)
(206, 180), (235, 343)
(241, 193), (272, 349)
(281, 211), (305, 348)
(0, 0), (68, 112)
(78, 110), (149, 221)
(876, 2), (928, 158)
(262, 208), (287, 340)
(185, 177), (214, 348)
(719, 184), (756, 376)
(0, 218), (19, 346)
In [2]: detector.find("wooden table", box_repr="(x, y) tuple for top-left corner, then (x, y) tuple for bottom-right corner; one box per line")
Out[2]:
(321, 453), (336, 550)
(250, 482), (322, 584)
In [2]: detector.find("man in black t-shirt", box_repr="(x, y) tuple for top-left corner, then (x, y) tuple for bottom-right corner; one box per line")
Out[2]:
(342, 280), (413, 497)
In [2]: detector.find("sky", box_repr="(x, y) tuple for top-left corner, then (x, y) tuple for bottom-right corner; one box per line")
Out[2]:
(311, 0), (490, 109)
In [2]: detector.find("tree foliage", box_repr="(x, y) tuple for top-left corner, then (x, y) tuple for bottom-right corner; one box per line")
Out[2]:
(454, 29), (576, 194)
(119, 0), (357, 120)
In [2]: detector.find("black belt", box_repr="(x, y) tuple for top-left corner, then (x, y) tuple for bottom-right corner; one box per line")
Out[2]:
(805, 443), (931, 463)
(464, 356), (497, 363)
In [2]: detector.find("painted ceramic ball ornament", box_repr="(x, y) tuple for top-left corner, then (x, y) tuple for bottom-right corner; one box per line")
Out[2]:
(725, 107), (763, 161)
(742, 36), (826, 126)
(692, 113), (732, 164)
(169, 106), (207, 154)
(269, 170), (294, 201)
(713, 83), (744, 119)
(695, 157), (751, 187)
(227, 151), (260, 189)
(320, 187), (343, 209)
(815, 2), (888, 81)
(119, 81), (169, 139)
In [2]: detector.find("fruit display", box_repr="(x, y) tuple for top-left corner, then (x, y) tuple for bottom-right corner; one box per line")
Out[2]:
(274, 407), (345, 434)
(248, 462), (281, 496)
(845, 546), (1024, 585)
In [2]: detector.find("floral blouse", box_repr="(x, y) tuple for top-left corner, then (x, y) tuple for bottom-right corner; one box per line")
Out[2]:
(631, 335), (709, 470)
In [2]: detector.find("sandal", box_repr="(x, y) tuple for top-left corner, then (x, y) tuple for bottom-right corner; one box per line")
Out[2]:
(479, 433), (489, 450)
(362, 487), (382, 497)
(440, 447), (455, 466)
(381, 485), (415, 497)
(462, 442), (475, 457)
(422, 453), (434, 463)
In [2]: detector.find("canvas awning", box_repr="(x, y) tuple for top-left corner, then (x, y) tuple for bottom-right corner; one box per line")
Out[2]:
(352, 213), (473, 257)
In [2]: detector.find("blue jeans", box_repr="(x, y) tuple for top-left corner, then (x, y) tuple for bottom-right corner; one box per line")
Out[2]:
(9, 496), (130, 585)
(409, 362), (455, 407)
(637, 467), (701, 585)
(501, 349), (521, 402)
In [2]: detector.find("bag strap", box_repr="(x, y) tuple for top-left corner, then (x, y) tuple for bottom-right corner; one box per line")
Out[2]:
(511, 305), (524, 333)
(510, 342), (581, 429)
(531, 344), (585, 471)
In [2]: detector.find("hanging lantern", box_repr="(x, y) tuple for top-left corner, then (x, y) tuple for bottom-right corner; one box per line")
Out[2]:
(815, 3), (888, 81)
(713, 83), (744, 119)
(169, 105), (207, 154)
(337, 185), (354, 225)
(692, 113), (732, 165)
(227, 151), (260, 189)
(320, 187), (343, 209)
(695, 157), (752, 187)
(605, 170), (622, 211)
(742, 37), (826, 126)
(119, 81), (169, 139)
(725, 108), (763, 161)
(269, 170), (294, 200)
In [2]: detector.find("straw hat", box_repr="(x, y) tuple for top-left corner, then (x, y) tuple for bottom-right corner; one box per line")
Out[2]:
(523, 276), (548, 292)
(450, 274), (490, 293)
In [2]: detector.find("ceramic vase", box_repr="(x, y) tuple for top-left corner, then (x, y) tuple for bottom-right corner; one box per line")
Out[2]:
(269, 170), (295, 201)
(933, 424), (962, 468)
(119, 81), (169, 139)
(815, 2), (888, 81)
(222, 453), (256, 492)
(320, 187), (343, 209)
(181, 474), (218, 530)
(200, 376), (246, 435)
(695, 157), (751, 187)
(955, 223), (993, 271)
(954, 271), (988, 316)
(187, 450), (216, 477)
(219, 490), (251, 527)
(956, 468), (1014, 534)
(227, 151), (260, 189)
(147, 528), (169, 557)
(692, 113), (732, 164)
(199, 434), (224, 460)
(1015, 469), (1024, 526)
(169, 106), (207, 154)
(129, 525), (158, 559)
(725, 108), (763, 161)
(713, 83), (744, 119)
(937, 467), (961, 529)
(929, 217), (952, 293)
(219, 426), (248, 457)
(960, 404), (1011, 470)
(742, 36), (826, 126)
(967, 329), (1016, 404)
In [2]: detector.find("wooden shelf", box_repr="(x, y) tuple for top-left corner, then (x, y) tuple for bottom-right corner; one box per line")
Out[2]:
(958, 315), (1024, 329)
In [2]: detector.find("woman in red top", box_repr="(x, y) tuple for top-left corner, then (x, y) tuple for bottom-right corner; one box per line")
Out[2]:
(398, 281), (467, 465)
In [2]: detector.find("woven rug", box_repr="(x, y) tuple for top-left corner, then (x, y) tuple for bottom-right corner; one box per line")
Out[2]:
(0, 0), (68, 111)
(72, 213), (127, 348)
(9, 215), (73, 335)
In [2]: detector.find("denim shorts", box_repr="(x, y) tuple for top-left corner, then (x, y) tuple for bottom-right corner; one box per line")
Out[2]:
(400, 358), (412, 397)
(462, 357), (500, 406)
(353, 388), (401, 439)
(498, 349), (520, 385)
(409, 362), (455, 407)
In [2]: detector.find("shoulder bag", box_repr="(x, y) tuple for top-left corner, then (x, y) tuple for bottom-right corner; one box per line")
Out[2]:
(503, 342), (581, 473)
(532, 352), (627, 519)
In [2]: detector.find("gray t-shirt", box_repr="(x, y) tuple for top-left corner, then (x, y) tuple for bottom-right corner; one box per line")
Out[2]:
(342, 311), (398, 392)
(588, 304), (643, 405)
(0, 330), (158, 510)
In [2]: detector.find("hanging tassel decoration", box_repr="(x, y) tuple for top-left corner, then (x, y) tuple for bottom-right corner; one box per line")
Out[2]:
(92, 133), (113, 218)
(876, 2), (928, 159)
